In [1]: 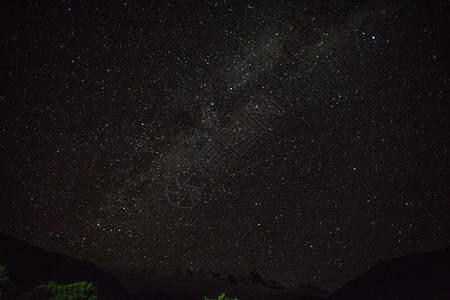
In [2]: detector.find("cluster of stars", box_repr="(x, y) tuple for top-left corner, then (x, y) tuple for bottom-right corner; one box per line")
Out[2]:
(1, 0), (448, 293)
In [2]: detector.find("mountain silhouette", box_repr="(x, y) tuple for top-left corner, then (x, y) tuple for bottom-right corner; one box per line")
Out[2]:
(332, 246), (450, 299)
(102, 264), (329, 300)
(0, 233), (127, 299)
(3, 232), (446, 299)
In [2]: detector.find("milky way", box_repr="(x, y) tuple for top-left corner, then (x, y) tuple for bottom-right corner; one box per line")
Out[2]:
(1, 0), (448, 291)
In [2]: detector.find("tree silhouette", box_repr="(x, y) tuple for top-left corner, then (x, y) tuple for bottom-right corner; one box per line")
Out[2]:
(32, 281), (98, 300)
(204, 292), (239, 300)
(0, 265), (10, 298)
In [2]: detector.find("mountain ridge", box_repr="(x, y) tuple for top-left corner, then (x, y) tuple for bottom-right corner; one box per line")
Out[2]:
(2, 232), (448, 299)
(0, 233), (128, 299)
(99, 264), (329, 299)
(331, 246), (450, 299)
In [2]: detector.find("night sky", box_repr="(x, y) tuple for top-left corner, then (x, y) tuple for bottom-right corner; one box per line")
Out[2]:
(1, 0), (449, 292)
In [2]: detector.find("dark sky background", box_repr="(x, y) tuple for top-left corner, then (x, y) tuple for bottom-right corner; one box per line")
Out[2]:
(1, 0), (448, 292)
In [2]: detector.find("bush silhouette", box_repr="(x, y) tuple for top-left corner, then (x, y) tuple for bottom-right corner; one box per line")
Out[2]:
(0, 265), (10, 298)
(33, 281), (98, 300)
(204, 292), (239, 300)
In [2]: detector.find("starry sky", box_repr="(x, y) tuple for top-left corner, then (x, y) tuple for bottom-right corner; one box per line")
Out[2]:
(1, 0), (449, 292)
